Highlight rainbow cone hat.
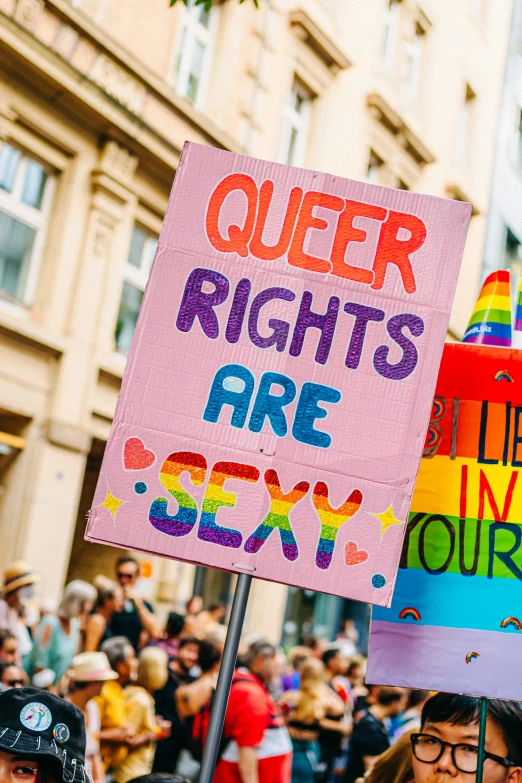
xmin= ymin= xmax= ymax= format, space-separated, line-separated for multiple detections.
xmin=515 ymin=274 xmax=522 ymax=331
xmin=462 ymin=270 xmax=512 ymax=347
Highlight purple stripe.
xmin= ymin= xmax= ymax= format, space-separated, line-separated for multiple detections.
xmin=368 ymin=620 xmax=522 ymax=700
xmin=515 ymin=318 xmax=522 ymax=332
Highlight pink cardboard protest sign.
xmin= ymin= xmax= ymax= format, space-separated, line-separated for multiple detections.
xmin=86 ymin=142 xmax=471 ymax=605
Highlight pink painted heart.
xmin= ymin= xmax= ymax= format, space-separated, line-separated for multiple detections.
xmin=124 ymin=438 xmax=156 ymax=470
xmin=344 ymin=541 xmax=369 ymax=566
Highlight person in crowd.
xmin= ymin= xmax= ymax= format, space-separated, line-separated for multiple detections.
xmin=0 ymin=687 xmax=87 ymax=783
xmin=25 ymin=580 xmax=96 ymax=692
xmin=214 ymin=639 xmax=292 ymax=783
xmin=154 ymin=612 xmax=185 ymax=661
xmin=358 ymin=730 xmax=415 ymax=783
xmin=322 ymin=648 xmax=350 ymax=704
xmin=128 ymin=775 xmax=191 ymax=783
xmin=303 ymin=636 xmax=326 ymax=660
xmin=85 ymin=577 xmax=124 ymax=652
xmin=181 ymin=615 xmax=200 ymax=639
xmin=176 ymin=639 xmax=221 ymax=721
xmin=97 ymin=636 xmax=138 ymax=774
xmin=67 ymin=651 xmax=120 ymax=783
xmin=393 ymin=690 xmax=431 ymax=740
xmin=203 ymin=624 xmax=227 ymax=652
xmin=353 ymin=684 xmax=381 ymax=722
xmin=152 ymin=638 xmax=200 ymax=774
xmin=197 ymin=603 xmax=226 ymax=636
xmin=0 ymin=561 xmax=38 ymax=660
xmin=411 ymin=692 xmax=522 ymax=783
xmin=281 ymin=647 xmax=311 ymax=692
xmin=344 ymin=686 xmax=405 ymax=783
xmin=110 ymin=558 xmax=162 ymax=651
xmin=336 ymin=620 xmax=359 ymax=658
xmin=185 ymin=596 xmax=203 ymax=617
xmin=346 ymin=661 xmax=363 ymax=692
xmin=0 ymin=629 xmax=18 ymax=664
xmin=0 ymin=661 xmax=27 ymax=690
xmin=113 ymin=647 xmax=171 ymax=783
xmin=280 ymin=658 xmax=348 ymax=783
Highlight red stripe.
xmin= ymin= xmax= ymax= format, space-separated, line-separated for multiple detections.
xmin=435 ymin=344 xmax=522 ymax=404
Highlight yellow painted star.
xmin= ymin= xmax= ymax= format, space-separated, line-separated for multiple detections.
xmin=100 ymin=486 xmax=126 ymax=520
xmin=372 ymin=505 xmax=405 ymax=537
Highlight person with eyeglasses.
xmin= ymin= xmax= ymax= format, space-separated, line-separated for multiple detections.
xmin=109 ymin=558 xmax=162 ymax=652
xmin=0 ymin=662 xmax=27 ymax=691
xmin=410 ymin=692 xmax=522 ymax=783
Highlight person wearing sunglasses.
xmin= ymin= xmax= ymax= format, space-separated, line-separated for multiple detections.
xmin=0 ymin=687 xmax=87 ymax=783
xmin=411 ymin=693 xmax=522 ymax=783
xmin=109 ymin=558 xmax=161 ymax=652
xmin=0 ymin=662 xmax=27 ymax=691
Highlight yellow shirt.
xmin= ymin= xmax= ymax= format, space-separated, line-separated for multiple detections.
xmin=113 ymin=687 xmax=156 ymax=783
xmin=95 ymin=680 xmax=129 ymax=772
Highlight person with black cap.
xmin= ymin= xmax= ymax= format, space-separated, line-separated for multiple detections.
xmin=0 ymin=687 xmax=87 ymax=783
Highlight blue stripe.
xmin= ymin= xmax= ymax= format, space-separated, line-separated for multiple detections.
xmin=372 ymin=569 xmax=522 ymax=632
xmin=463 ymin=322 xmax=512 ymax=341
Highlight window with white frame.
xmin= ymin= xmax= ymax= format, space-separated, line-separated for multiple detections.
xmin=175 ymin=0 xmax=217 ymax=106
xmin=405 ymin=23 xmax=425 ymax=101
xmin=381 ymin=0 xmax=400 ymax=71
xmin=115 ymin=224 xmax=158 ymax=354
xmin=0 ymin=142 xmax=53 ymax=305
xmin=279 ymin=79 xmax=312 ymax=167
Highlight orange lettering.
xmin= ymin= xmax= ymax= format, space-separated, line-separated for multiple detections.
xmin=372 ymin=210 xmax=426 ymax=293
xmin=250 ymin=181 xmax=303 ymax=261
xmin=331 ymin=200 xmax=386 ymax=283
xmin=206 ymin=173 xmax=258 ymax=258
xmin=288 ymin=192 xmax=344 ymax=273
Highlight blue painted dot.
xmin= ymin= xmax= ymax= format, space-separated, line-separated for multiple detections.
xmin=134 ymin=482 xmax=148 ymax=495
xmin=372 ymin=573 xmax=386 ymax=589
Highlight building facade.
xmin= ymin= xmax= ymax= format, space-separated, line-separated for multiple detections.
xmin=0 ymin=0 xmax=512 ymax=643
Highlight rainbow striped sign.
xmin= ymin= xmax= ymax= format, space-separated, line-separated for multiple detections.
xmin=462 ymin=270 xmax=512 ymax=347
xmin=368 ymin=343 xmax=522 ymax=700
xmin=515 ymin=275 xmax=522 ymax=332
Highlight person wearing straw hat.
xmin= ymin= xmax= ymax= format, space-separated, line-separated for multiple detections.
xmin=0 ymin=561 xmax=38 ymax=661
xmin=0 ymin=686 xmax=87 ymax=783
xmin=67 ymin=652 xmax=119 ymax=783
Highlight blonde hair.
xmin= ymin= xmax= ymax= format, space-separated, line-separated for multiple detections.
xmin=137 ymin=646 xmax=168 ymax=692
xmin=58 ymin=580 xmax=97 ymax=619
xmin=293 ymin=658 xmax=327 ymax=723
xmin=364 ymin=730 xmax=414 ymax=783
xmin=288 ymin=646 xmax=312 ymax=670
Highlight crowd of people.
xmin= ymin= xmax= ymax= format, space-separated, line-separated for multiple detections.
xmin=1 ymin=556 xmax=522 ymax=783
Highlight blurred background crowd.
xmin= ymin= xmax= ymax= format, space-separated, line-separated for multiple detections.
xmin=0 ymin=554 xmax=426 ymax=783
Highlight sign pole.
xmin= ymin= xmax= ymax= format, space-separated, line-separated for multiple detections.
xmin=476 ymin=697 xmax=488 ymax=783
xmin=198 ymin=572 xmax=253 ymax=783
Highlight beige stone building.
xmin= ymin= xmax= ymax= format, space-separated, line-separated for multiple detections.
xmin=0 ymin=0 xmax=512 ymax=643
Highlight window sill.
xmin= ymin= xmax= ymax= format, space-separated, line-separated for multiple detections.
xmin=0 ymin=300 xmax=66 ymax=356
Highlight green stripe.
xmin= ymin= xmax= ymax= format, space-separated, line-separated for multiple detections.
xmin=405 ymin=511 xmax=522 ymax=579
xmin=201 ymin=498 xmax=235 ymax=513
xmin=261 ymin=512 xmax=292 ymax=531
xmin=468 ymin=308 xmax=512 ymax=327
xmin=320 ymin=524 xmax=339 ymax=541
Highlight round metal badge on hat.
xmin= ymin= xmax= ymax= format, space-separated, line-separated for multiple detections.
xmin=20 ymin=702 xmax=52 ymax=732
xmin=53 ymin=723 xmax=70 ymax=744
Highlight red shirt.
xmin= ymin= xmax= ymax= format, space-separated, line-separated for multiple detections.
xmin=214 ymin=669 xmax=292 ymax=783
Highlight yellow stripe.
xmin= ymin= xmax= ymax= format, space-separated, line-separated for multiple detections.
xmin=316 ymin=509 xmax=350 ymax=529
xmin=271 ymin=499 xmax=293 ymax=516
xmin=411 ymin=456 xmax=521 ymax=523
xmin=471 ymin=294 xmax=511 ymax=314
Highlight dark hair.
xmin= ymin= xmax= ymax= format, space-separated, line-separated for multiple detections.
xmin=421 ymin=693 xmax=522 ymax=766
xmin=165 ymin=612 xmax=185 ymax=639
xmin=101 ymin=636 xmax=133 ymax=670
xmin=347 ymin=661 xmax=361 ymax=677
xmin=303 ymin=635 xmax=321 ymax=651
xmin=128 ymin=775 xmax=191 ymax=783
xmin=95 ymin=580 xmax=120 ymax=611
xmin=0 ymin=628 xmax=16 ymax=649
xmin=407 ymin=689 xmax=430 ymax=710
xmin=322 ymin=648 xmax=341 ymax=668
xmin=116 ymin=556 xmax=139 ymax=571
xmin=0 ymin=661 xmax=21 ymax=681
xmin=208 ymin=602 xmax=224 ymax=613
xmin=377 ymin=686 xmax=403 ymax=706
xmin=178 ymin=636 xmax=200 ymax=651
xmin=198 ymin=640 xmax=221 ymax=673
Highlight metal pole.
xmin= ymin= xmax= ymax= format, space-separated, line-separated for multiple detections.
xmin=198 ymin=572 xmax=253 ymax=783
xmin=193 ymin=565 xmax=205 ymax=597
xmin=476 ymin=697 xmax=488 ymax=783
